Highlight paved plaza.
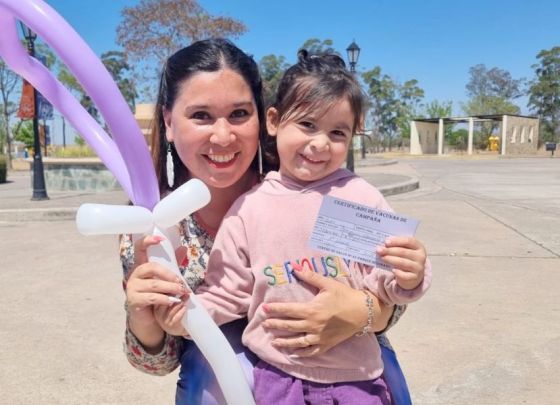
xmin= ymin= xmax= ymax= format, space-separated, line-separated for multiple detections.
xmin=1 ymin=156 xmax=559 ymax=404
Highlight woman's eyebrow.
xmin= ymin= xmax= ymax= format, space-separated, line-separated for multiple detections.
xmin=184 ymin=100 xmax=254 ymax=110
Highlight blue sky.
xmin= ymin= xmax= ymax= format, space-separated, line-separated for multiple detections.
xmin=44 ymin=0 xmax=560 ymax=117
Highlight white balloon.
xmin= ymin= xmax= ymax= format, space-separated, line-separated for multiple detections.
xmin=75 ymin=180 xmax=256 ymax=405
xmin=153 ymin=179 xmax=211 ymax=229
xmin=76 ymin=203 xmax=153 ymax=235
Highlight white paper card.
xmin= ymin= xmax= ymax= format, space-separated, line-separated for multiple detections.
xmin=309 ymin=196 xmax=419 ymax=269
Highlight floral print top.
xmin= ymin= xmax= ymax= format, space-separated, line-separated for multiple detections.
xmin=120 ymin=215 xmax=213 ymax=375
xmin=120 ymin=214 xmax=406 ymax=376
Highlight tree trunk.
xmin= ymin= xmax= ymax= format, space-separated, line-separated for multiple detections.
xmin=2 ymin=104 xmax=12 ymax=169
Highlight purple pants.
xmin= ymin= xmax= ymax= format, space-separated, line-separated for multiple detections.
xmin=253 ymin=361 xmax=391 ymax=405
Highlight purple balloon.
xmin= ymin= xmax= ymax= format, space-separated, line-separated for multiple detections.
xmin=0 ymin=0 xmax=159 ymax=209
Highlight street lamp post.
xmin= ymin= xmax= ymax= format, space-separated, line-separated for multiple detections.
xmin=346 ymin=40 xmax=361 ymax=172
xmin=20 ymin=23 xmax=49 ymax=200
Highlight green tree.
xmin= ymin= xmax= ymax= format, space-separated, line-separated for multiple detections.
xmin=424 ymin=100 xmax=453 ymax=118
xmin=259 ymin=54 xmax=289 ymax=107
xmin=13 ymin=120 xmax=33 ymax=149
xmin=463 ymin=64 xmax=523 ymax=140
xmin=0 ymin=59 xmax=21 ymax=168
xmin=528 ymin=46 xmax=560 ymax=144
xmin=101 ymin=51 xmax=137 ymax=111
xmin=363 ymin=67 xmax=424 ymax=150
xmin=300 ymin=38 xmax=336 ymax=55
xmin=396 ymin=79 xmax=425 ymax=142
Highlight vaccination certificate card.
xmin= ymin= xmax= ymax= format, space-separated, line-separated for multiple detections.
xmin=309 ymin=195 xmax=419 ymax=270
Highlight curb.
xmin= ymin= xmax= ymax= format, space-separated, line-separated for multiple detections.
xmin=0 ymin=207 xmax=78 ymax=223
xmin=378 ymin=177 xmax=420 ymax=196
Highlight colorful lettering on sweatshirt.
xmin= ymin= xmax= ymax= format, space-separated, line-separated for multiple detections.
xmin=262 ymin=255 xmax=350 ymax=286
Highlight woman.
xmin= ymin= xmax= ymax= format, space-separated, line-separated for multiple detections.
xmin=121 ymin=38 xmax=410 ymax=404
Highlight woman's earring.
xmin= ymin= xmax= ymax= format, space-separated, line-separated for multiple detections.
xmin=258 ymin=142 xmax=263 ymax=176
xmin=166 ymin=143 xmax=175 ymax=188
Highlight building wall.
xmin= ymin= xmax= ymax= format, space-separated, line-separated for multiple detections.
xmin=503 ymin=116 xmax=539 ymax=154
xmin=410 ymin=121 xmax=439 ymax=154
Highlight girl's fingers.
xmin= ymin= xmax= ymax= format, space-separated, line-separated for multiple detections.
xmin=131 ymin=262 xmax=182 ymax=284
xmin=377 ymin=255 xmax=421 ymax=273
xmin=385 ymin=236 xmax=423 ymax=250
xmin=133 ymin=235 xmax=166 ymax=266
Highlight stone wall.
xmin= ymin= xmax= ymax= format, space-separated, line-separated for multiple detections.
xmin=32 ymin=158 xmax=121 ymax=192
xmin=503 ymin=116 xmax=539 ymax=155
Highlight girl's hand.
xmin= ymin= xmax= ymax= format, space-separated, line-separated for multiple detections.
xmin=261 ymin=268 xmax=393 ymax=357
xmin=376 ymin=236 xmax=427 ymax=290
xmin=154 ymin=301 xmax=189 ymax=337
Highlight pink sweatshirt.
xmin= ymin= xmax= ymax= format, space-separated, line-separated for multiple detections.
xmin=196 ymin=169 xmax=431 ymax=384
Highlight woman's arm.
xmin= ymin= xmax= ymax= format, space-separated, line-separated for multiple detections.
xmin=261 ymin=268 xmax=396 ymax=357
xmin=120 ymin=234 xmax=186 ymax=375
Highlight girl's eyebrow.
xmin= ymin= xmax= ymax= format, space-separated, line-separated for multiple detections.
xmin=334 ymin=122 xmax=352 ymax=131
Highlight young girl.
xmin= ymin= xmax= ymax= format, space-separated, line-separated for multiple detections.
xmin=186 ymin=51 xmax=431 ymax=404
xmin=183 ymin=50 xmax=432 ymax=404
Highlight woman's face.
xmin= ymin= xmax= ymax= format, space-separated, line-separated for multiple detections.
xmin=163 ymin=68 xmax=259 ymax=189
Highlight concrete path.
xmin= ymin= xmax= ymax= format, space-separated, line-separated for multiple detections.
xmin=1 ymin=156 xmax=558 ymax=404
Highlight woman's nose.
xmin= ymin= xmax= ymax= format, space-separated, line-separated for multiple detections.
xmin=210 ymin=119 xmax=235 ymax=146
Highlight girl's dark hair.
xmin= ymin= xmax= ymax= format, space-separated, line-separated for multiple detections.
xmin=271 ymin=49 xmax=365 ymax=134
xmin=151 ymin=38 xmax=275 ymax=193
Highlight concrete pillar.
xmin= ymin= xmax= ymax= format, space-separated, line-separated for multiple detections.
xmin=410 ymin=121 xmax=422 ymax=155
xmin=467 ymin=117 xmax=474 ymax=155
xmin=501 ymin=115 xmax=508 ymax=155
xmin=438 ymin=118 xmax=444 ymax=155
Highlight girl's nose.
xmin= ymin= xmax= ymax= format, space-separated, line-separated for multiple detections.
xmin=310 ymin=134 xmax=330 ymax=151
xmin=210 ymin=119 xmax=236 ymax=146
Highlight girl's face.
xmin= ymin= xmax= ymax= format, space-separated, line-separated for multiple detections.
xmin=267 ymin=98 xmax=354 ymax=183
xmin=163 ymin=68 xmax=259 ymax=189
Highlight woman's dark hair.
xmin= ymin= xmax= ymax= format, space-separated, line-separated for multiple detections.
xmin=151 ymin=38 xmax=275 ymax=193
xmin=270 ymin=49 xmax=365 ymax=134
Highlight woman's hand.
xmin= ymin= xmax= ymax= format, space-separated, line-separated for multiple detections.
xmin=376 ymin=236 xmax=427 ymax=290
xmin=261 ymin=268 xmax=394 ymax=357
xmin=125 ymin=235 xmax=188 ymax=351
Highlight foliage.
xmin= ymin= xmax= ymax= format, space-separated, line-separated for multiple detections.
xmin=13 ymin=120 xmax=34 ymax=149
xmin=300 ymin=38 xmax=336 ymax=55
xmin=50 ymin=145 xmax=96 ymax=158
xmin=74 ymin=135 xmax=86 ymax=147
xmin=117 ymin=0 xmax=247 ymax=71
xmin=101 ymin=51 xmax=137 ymax=111
xmin=463 ymin=63 xmax=523 ymax=138
xmin=362 ymin=66 xmax=424 ymax=150
xmin=0 ymin=154 xmax=6 ymax=183
xmin=449 ymin=128 xmax=468 ymax=149
xmin=258 ymin=54 xmax=289 ymax=107
xmin=528 ymin=46 xmax=560 ymax=144
xmin=466 ymin=64 xmax=524 ymax=100
xmin=57 ymin=50 xmax=137 ymax=119
xmin=424 ymin=100 xmax=453 ymax=118
xmin=0 ymin=59 xmax=21 ymax=169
